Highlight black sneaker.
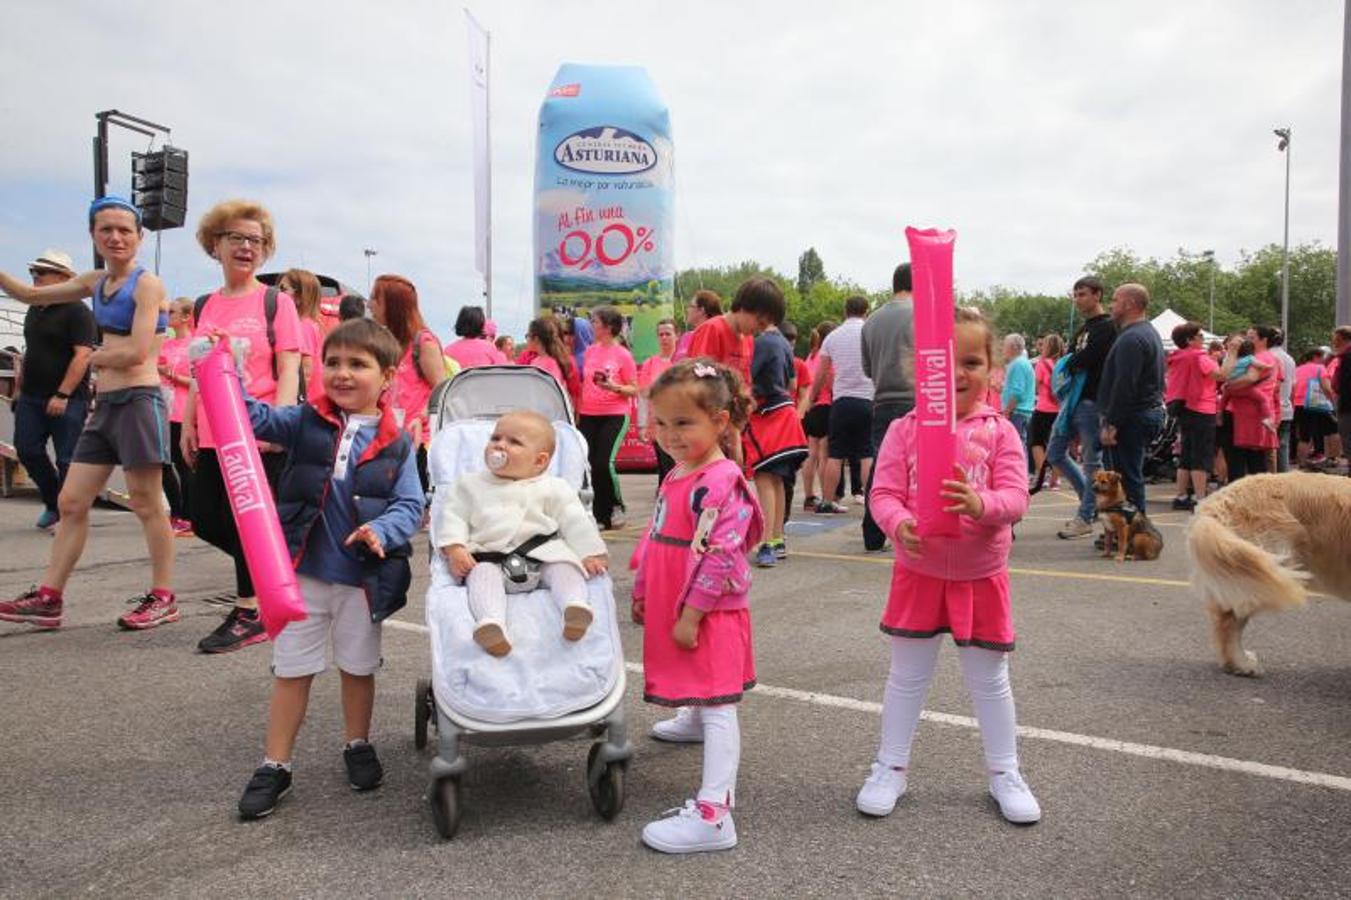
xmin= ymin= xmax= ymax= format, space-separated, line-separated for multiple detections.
xmin=344 ymin=742 xmax=384 ymax=791
xmin=238 ymin=765 xmax=292 ymax=820
xmin=1170 ymin=496 xmax=1196 ymax=511
xmin=198 ymin=607 xmax=267 ymax=654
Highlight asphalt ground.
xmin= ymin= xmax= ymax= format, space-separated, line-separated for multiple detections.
xmin=2 ymin=474 xmax=1349 ymax=898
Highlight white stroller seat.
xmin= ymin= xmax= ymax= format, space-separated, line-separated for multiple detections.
xmin=425 ymin=372 xmax=621 ymax=725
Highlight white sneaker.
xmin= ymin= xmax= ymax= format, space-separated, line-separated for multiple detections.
xmin=989 ymin=771 xmax=1041 ymax=823
xmin=641 ymin=800 xmax=737 ymax=853
xmin=856 ymin=761 xmax=908 ymax=817
xmin=650 ymin=707 xmax=704 ymax=743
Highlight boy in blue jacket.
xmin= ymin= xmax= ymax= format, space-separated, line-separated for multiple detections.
xmin=231 ymin=318 xmax=425 ymax=820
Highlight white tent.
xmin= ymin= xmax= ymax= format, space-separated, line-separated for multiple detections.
xmin=1150 ymin=308 xmax=1219 ymax=352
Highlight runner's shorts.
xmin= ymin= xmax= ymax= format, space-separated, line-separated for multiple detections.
xmin=1178 ymin=408 xmax=1217 ymax=471
xmin=803 ymin=403 xmax=831 ymax=439
xmin=827 ymin=396 xmax=873 ymax=460
xmin=1294 ymin=407 xmax=1336 ymax=444
xmin=1029 ymin=410 xmax=1058 ymax=450
xmin=71 ymin=386 xmax=169 ymax=468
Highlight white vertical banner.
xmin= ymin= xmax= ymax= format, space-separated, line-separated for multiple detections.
xmin=466 ymin=8 xmax=491 ymax=312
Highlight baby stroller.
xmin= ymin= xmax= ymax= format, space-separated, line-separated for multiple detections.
xmin=415 ymin=365 xmax=631 ymax=839
xmin=1143 ymin=403 xmax=1181 ymax=483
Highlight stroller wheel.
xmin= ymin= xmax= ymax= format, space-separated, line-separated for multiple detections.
xmin=429 ymin=776 xmax=462 ymax=839
xmin=587 ymin=743 xmax=626 ymax=821
xmin=414 ymin=678 xmax=434 ymax=750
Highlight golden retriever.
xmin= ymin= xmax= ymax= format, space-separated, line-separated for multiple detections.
xmin=1187 ymin=472 xmax=1351 ymax=676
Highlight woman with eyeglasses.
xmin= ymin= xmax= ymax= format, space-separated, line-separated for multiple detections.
xmin=182 ymin=199 xmax=303 ymax=655
xmin=0 ymin=196 xmax=179 ymax=632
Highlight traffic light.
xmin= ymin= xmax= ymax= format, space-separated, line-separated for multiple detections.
xmin=131 ymin=146 xmax=189 ymax=231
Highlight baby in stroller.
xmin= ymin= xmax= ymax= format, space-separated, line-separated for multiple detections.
xmin=435 ymin=410 xmax=609 ymax=657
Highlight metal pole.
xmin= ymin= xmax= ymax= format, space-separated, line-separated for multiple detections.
xmin=1338 ymin=0 xmax=1351 ymax=327
xmin=484 ymin=27 xmax=493 ymax=318
xmin=364 ymin=249 xmax=377 ymax=294
xmin=93 ymin=114 xmax=109 ymax=270
xmin=1281 ymin=129 xmax=1291 ymax=338
xmin=1209 ymin=266 xmax=1216 ymax=334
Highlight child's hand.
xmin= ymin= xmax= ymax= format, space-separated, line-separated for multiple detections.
xmin=940 ymin=466 xmax=985 ymax=519
xmin=630 ymin=593 xmax=645 ymax=625
xmin=582 ymin=554 xmax=609 ymax=576
xmin=896 ymin=519 xmax=922 ymax=558
xmin=672 ymin=615 xmax=699 ymax=649
xmin=442 ymin=544 xmax=475 ymax=579
xmin=345 ymin=524 xmax=385 ymax=558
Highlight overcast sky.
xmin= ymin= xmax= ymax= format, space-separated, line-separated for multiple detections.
xmin=0 ymin=0 xmax=1343 ymax=339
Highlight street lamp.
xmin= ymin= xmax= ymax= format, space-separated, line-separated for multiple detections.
xmin=1275 ymin=127 xmax=1291 ymax=338
xmin=363 ymin=248 xmax=378 ymax=294
xmin=1202 ymin=249 xmax=1216 ymax=333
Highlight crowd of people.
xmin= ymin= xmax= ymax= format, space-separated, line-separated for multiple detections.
xmin=5 ymin=192 xmax=1351 ymax=854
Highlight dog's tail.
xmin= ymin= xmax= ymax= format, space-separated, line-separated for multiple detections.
xmin=1187 ymin=510 xmax=1308 ymax=618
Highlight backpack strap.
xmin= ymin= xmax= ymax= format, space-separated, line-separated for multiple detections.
xmin=264 ymin=285 xmax=279 ymax=381
xmin=193 ymin=294 xmax=210 ymax=325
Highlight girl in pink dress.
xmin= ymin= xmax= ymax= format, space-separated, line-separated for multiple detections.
xmin=634 ymin=359 xmax=762 ymax=854
xmin=857 ymin=307 xmax=1041 ymax=825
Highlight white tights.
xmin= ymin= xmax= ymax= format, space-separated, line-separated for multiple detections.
xmin=686 ymin=705 xmax=740 ymax=807
xmin=465 ymin=560 xmax=588 ymax=624
xmin=876 ymin=635 xmax=1019 ymax=772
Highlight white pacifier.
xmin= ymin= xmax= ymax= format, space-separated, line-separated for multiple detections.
xmin=486 ymin=449 xmax=509 ymax=471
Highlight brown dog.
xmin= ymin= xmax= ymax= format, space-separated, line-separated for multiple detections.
xmin=1091 ymin=471 xmax=1163 ymax=562
xmin=1187 ymin=472 xmax=1351 ymax=676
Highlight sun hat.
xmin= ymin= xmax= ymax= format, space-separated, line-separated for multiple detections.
xmin=28 ymin=249 xmax=77 ymax=277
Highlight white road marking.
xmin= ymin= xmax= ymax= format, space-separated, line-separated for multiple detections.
xmin=383 ymin=619 xmax=1351 ymax=793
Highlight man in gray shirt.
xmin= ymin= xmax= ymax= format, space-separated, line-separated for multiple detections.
xmin=859 ymin=263 xmax=915 ymax=550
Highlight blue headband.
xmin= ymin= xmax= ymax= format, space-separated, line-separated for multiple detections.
xmin=88 ymin=195 xmax=142 ymax=227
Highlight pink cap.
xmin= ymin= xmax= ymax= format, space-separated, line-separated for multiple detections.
xmin=484 ymin=318 xmax=498 ymax=338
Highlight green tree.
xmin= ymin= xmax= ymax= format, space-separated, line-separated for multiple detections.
xmin=796 ymin=247 xmax=826 ymax=298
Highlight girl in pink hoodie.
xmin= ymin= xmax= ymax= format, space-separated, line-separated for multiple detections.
xmin=855 ymin=307 xmax=1040 ymax=825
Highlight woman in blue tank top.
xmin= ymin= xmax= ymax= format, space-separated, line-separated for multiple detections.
xmin=0 ymin=196 xmax=179 ymax=632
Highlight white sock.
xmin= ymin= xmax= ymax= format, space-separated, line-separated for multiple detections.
xmin=262 ymin=757 xmax=292 ymax=771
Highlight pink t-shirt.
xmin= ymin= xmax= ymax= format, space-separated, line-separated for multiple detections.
xmin=445 ymin=337 xmax=507 ymax=370
xmin=579 ymin=341 xmax=637 ymax=416
xmin=158 ymin=335 xmax=191 ymax=423
xmin=192 ymin=285 xmax=303 ymax=448
xmin=300 ymin=317 xmax=324 ymax=402
xmin=392 ymin=329 xmax=441 ymax=445
xmin=806 ymin=351 xmax=832 ymax=405
xmin=1294 ymin=361 xmax=1323 ymax=409
xmin=1033 ymin=356 xmax=1059 ymax=413
xmin=637 ymin=354 xmax=673 ymax=390
xmin=1183 ymin=348 xmax=1220 ymax=415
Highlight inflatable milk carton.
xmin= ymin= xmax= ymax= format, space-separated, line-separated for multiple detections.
xmin=533 ymin=63 xmax=674 ymax=362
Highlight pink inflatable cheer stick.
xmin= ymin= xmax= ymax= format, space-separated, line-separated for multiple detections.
xmin=192 ymin=338 xmax=306 ymax=638
xmin=906 ymin=226 xmax=960 ymax=538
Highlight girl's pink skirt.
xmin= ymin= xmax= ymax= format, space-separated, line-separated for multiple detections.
xmin=880 ymin=566 xmax=1015 ymax=652
xmin=643 ymin=606 xmax=756 ymax=707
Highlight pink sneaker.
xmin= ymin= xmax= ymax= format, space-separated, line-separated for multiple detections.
xmin=0 ymin=588 xmax=63 ymax=629
xmin=117 ymin=593 xmax=180 ymax=630
xmin=171 ymin=517 xmax=195 ymax=538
